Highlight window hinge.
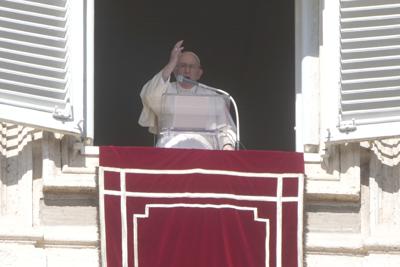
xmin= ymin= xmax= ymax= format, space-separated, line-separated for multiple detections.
xmin=53 ymin=103 xmax=73 ymax=121
xmin=338 ymin=118 xmax=357 ymax=133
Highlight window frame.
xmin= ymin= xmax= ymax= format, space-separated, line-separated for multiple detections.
xmin=296 ymin=0 xmax=400 ymax=150
xmin=327 ymin=0 xmax=400 ymax=143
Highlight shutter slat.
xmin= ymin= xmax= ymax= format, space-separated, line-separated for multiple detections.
xmin=342 ymin=5 xmax=400 ymax=18
xmin=343 ymin=107 xmax=400 ymax=116
xmin=342 ymin=67 xmax=400 ymax=80
xmin=342 ymin=46 xmax=400 ymax=59
xmin=342 ymin=14 xmax=400 ymax=23
xmin=24 ymin=0 xmax=66 ymax=7
xmin=0 ymin=96 xmax=61 ymax=113
xmin=342 ymin=56 xmax=400 ymax=70
xmin=0 ymin=89 xmax=66 ymax=109
xmin=0 ymin=46 xmax=66 ymax=65
xmin=342 ymin=36 xmax=400 ymax=49
xmin=0 ymin=68 xmax=67 ymax=88
xmin=342 ymin=17 xmax=400 ymax=28
xmin=0 ymin=38 xmax=67 ymax=58
xmin=0 ymin=79 xmax=67 ymax=100
xmin=342 ymin=78 xmax=400 ymax=91
xmin=0 ymin=7 xmax=66 ymax=27
xmin=0 ymin=58 xmax=66 ymax=78
xmin=341 ymin=78 xmax=400 ymax=95
xmin=342 ymin=107 xmax=400 ymax=118
xmin=0 ymin=27 xmax=66 ymax=47
xmin=0 ymin=78 xmax=67 ymax=95
xmin=341 ymin=24 xmax=400 ymax=39
xmin=342 ymin=4 xmax=400 ymax=12
xmin=342 ymin=113 xmax=400 ymax=125
xmin=342 ymin=44 xmax=400 ymax=52
xmin=342 ymin=95 xmax=400 ymax=105
xmin=342 ymin=23 xmax=400 ymax=33
xmin=342 ymin=86 xmax=400 ymax=101
xmin=0 ymin=1 xmax=67 ymax=18
xmin=341 ymin=34 xmax=400 ymax=43
xmin=341 ymin=0 xmax=400 ymax=9
xmin=342 ymin=58 xmax=400 ymax=69
xmin=342 ymin=75 xmax=400 ymax=84
xmin=0 ymin=48 xmax=66 ymax=68
xmin=0 ymin=17 xmax=66 ymax=37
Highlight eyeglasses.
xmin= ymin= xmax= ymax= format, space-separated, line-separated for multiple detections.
xmin=176 ymin=63 xmax=200 ymax=70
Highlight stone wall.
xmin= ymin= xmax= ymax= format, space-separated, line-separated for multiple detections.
xmin=0 ymin=124 xmax=99 ymax=267
xmin=305 ymin=140 xmax=400 ymax=266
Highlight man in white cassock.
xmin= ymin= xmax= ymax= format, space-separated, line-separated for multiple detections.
xmin=138 ymin=40 xmax=237 ymax=150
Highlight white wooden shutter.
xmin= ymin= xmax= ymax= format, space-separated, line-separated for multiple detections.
xmin=330 ymin=0 xmax=400 ymax=142
xmin=0 ymin=0 xmax=93 ymax=137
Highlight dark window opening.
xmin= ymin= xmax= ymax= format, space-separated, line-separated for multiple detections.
xmin=94 ymin=0 xmax=295 ymax=151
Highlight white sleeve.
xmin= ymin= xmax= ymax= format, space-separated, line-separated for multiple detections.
xmin=217 ymin=120 xmax=237 ymax=149
xmin=138 ymin=71 xmax=170 ymax=134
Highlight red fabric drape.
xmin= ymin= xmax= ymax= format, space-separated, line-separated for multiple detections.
xmin=100 ymin=146 xmax=303 ymax=267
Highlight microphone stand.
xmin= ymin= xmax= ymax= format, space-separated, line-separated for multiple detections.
xmin=176 ymin=75 xmax=241 ymax=150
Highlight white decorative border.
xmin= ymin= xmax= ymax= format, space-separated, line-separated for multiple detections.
xmin=120 ymin=170 xmax=128 ymax=267
xmin=133 ymin=204 xmax=270 ymax=267
xmin=99 ymin=167 xmax=304 ymax=267
xmin=277 ymin=173 xmax=283 ymax=267
xmin=99 ymin=167 xmax=107 ymax=267
xmin=298 ymin=174 xmax=304 ymax=267
xmin=101 ymin=166 xmax=302 ymax=178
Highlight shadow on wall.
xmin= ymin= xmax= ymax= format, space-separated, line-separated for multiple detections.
xmin=365 ymin=138 xmax=400 ymax=194
xmin=0 ymin=124 xmax=43 ymax=186
xmin=0 ymin=126 xmax=90 ymax=186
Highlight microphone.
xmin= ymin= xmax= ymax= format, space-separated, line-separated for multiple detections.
xmin=176 ymin=75 xmax=199 ymax=86
xmin=176 ymin=75 xmax=229 ymax=96
xmin=175 ymin=75 xmax=241 ymax=150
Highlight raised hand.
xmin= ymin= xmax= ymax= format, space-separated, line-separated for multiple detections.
xmin=162 ymin=40 xmax=184 ymax=81
xmin=169 ymin=40 xmax=184 ymax=67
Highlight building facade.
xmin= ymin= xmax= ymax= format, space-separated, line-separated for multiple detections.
xmin=1 ymin=0 xmax=400 ymax=266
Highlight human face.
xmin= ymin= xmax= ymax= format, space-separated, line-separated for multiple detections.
xmin=174 ymin=52 xmax=203 ymax=85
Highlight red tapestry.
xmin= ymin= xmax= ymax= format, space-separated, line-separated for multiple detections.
xmin=99 ymin=146 xmax=304 ymax=267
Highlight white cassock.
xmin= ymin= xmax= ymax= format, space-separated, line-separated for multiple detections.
xmin=138 ymin=71 xmax=236 ymax=149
